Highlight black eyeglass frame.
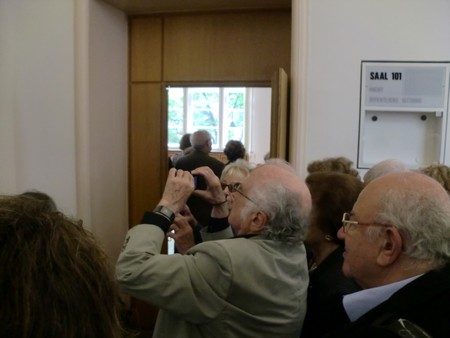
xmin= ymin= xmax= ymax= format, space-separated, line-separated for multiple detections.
xmin=221 ymin=182 xmax=258 ymax=206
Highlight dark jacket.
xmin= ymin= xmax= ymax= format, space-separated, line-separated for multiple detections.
xmin=175 ymin=149 xmax=224 ymax=226
xmin=300 ymin=247 xmax=360 ymax=338
xmin=327 ymin=264 xmax=450 ymax=338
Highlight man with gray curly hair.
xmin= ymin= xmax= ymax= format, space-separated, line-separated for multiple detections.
xmin=328 ymin=172 xmax=450 ymax=337
xmin=116 ymin=161 xmax=311 ymax=337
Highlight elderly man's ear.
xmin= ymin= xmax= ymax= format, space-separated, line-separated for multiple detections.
xmin=376 ymin=227 xmax=403 ymax=266
xmin=249 ymin=211 xmax=268 ymax=234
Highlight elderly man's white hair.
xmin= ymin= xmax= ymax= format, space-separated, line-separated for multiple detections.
xmin=190 ymin=130 xmax=212 ymax=150
xmin=363 ymin=159 xmax=409 ymax=185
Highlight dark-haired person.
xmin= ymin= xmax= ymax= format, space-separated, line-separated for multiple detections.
xmin=300 ymin=172 xmax=363 ymax=338
xmin=170 ymin=133 xmax=193 ymax=168
xmin=20 ymin=189 xmax=58 ymax=212
xmin=0 ymin=195 xmax=129 ymax=338
xmin=307 ymin=156 xmax=361 ymax=180
xmin=223 ymin=140 xmax=246 ymax=166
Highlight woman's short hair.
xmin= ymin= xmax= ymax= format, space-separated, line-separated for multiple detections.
xmin=179 ymin=133 xmax=192 ymax=151
xmin=0 ymin=195 xmax=128 ymax=338
xmin=307 ymin=156 xmax=361 ymax=180
xmin=223 ymin=140 xmax=246 ymax=163
xmin=306 ymin=172 xmax=364 ymax=243
xmin=420 ymin=163 xmax=450 ymax=194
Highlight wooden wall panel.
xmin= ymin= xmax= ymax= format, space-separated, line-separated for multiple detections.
xmin=129 ymin=83 xmax=163 ymax=225
xmin=163 ymin=11 xmax=291 ymax=81
xmin=130 ymin=17 xmax=163 ymax=82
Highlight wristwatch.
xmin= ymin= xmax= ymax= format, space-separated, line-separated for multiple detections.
xmin=153 ymin=205 xmax=175 ymax=223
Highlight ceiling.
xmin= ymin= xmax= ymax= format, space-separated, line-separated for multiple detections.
xmin=100 ymin=0 xmax=291 ymax=15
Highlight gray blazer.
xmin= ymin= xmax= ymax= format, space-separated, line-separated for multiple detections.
xmin=116 ymin=224 xmax=309 ymax=338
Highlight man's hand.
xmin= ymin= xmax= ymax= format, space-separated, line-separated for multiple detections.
xmin=191 ymin=166 xmax=226 ymax=205
xmin=179 ymin=205 xmax=199 ymax=229
xmin=168 ymin=215 xmax=196 ymax=254
xmin=158 ymin=168 xmax=195 ymax=214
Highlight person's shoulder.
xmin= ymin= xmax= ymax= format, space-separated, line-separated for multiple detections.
xmin=174 ymin=151 xmax=195 ymax=168
xmin=192 ymin=237 xmax=260 ymax=256
xmin=206 ymin=154 xmax=225 ymax=170
xmin=194 ymin=237 xmax=303 ymax=255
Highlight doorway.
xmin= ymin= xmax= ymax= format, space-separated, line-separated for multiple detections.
xmin=167 ymin=86 xmax=271 ymax=165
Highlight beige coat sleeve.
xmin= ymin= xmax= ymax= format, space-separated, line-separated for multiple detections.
xmin=116 ymin=224 xmax=232 ymax=324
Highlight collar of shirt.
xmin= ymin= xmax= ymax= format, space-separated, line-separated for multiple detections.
xmin=343 ymin=274 xmax=422 ymax=322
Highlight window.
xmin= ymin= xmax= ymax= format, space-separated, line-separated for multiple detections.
xmin=168 ymin=87 xmax=247 ymax=150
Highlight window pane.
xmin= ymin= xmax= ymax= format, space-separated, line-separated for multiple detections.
xmin=187 ymin=88 xmax=220 ymax=148
xmin=167 ymin=87 xmax=248 ymax=151
xmin=223 ymin=88 xmax=246 ymax=145
xmin=168 ymin=88 xmax=185 ymax=148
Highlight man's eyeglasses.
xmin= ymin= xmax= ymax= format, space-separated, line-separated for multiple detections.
xmin=341 ymin=212 xmax=389 ymax=233
xmin=221 ymin=181 xmax=258 ymax=205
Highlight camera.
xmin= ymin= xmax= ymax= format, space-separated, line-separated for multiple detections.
xmin=193 ymin=175 xmax=199 ymax=190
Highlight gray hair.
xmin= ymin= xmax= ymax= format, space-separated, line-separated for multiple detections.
xmin=373 ymin=187 xmax=450 ymax=267
xmin=241 ymin=182 xmax=309 ymax=243
xmin=190 ymin=130 xmax=211 ymax=150
xmin=364 ymin=159 xmax=408 ymax=185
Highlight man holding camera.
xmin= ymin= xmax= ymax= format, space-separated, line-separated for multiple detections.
xmin=116 ymin=162 xmax=311 ymax=337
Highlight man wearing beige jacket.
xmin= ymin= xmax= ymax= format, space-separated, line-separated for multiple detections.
xmin=116 ymin=161 xmax=311 ymax=337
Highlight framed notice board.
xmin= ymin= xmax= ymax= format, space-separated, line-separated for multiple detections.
xmin=358 ymin=61 xmax=450 ymax=169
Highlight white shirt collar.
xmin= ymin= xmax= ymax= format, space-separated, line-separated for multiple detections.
xmin=343 ymin=275 xmax=422 ymax=322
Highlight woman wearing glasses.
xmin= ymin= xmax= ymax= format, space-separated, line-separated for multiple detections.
xmin=300 ymin=171 xmax=363 ymax=338
xmin=168 ymin=159 xmax=254 ymax=253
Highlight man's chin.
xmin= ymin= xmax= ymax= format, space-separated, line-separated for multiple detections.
xmin=341 ymin=264 xmax=352 ymax=279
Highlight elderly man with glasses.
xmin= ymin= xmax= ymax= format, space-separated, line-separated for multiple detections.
xmin=116 ymin=161 xmax=312 ymax=338
xmin=327 ymin=171 xmax=450 ymax=338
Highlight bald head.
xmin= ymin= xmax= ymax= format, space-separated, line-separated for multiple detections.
xmin=249 ymin=163 xmax=311 ymax=217
xmin=366 ymin=171 xmax=449 ymax=203
xmin=363 ymin=159 xmax=408 ymax=185
xmin=229 ymin=162 xmax=312 ymax=242
xmin=356 ymin=171 xmax=450 ymax=266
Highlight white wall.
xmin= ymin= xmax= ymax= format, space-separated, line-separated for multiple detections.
xmin=0 ymin=0 xmax=128 ymax=262
xmin=88 ymin=0 xmax=128 ymax=261
xmin=291 ymin=0 xmax=450 ymax=177
xmin=0 ymin=0 xmax=77 ymax=213
xmin=248 ymin=87 xmax=271 ymax=164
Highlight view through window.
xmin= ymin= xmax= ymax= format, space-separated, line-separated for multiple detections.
xmin=168 ymin=87 xmax=247 ymax=150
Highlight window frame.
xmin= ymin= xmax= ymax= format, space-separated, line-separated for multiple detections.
xmin=167 ymin=86 xmax=248 ymax=151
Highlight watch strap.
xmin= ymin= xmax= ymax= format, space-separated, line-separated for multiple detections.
xmin=153 ymin=205 xmax=175 ymax=223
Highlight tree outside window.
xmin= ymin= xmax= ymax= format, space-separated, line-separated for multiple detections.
xmin=168 ymin=87 xmax=246 ymax=150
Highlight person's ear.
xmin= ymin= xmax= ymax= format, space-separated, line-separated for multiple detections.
xmin=249 ymin=211 xmax=267 ymax=233
xmin=376 ymin=227 xmax=402 ymax=266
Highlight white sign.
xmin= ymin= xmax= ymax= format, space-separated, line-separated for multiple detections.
xmin=364 ymin=64 xmax=447 ymax=109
